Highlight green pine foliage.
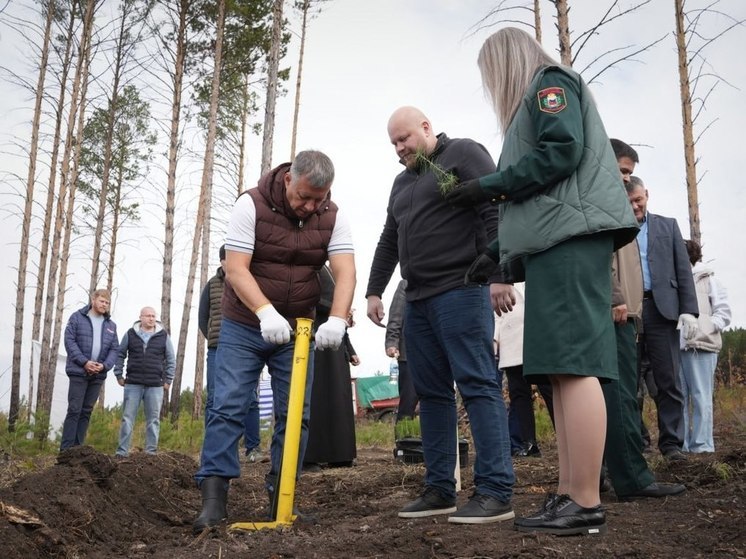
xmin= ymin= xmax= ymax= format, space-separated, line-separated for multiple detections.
xmin=394 ymin=417 xmax=421 ymax=440
xmin=414 ymin=150 xmax=459 ymax=196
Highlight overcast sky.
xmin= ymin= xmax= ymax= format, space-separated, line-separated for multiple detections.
xmin=1 ymin=0 xmax=744 ymax=416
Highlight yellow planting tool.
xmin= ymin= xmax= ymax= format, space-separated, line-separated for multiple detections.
xmin=230 ymin=317 xmax=313 ymax=532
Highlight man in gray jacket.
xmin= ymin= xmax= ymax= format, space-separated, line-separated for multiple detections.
xmin=627 ymin=176 xmax=699 ymax=460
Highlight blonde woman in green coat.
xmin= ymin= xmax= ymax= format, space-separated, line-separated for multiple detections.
xmin=447 ymin=27 xmax=638 ymax=536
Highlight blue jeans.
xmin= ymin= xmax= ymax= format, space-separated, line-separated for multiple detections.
xmin=244 ymin=385 xmax=261 ymax=452
xmin=60 ymin=376 xmax=104 ymax=450
xmin=404 ymin=286 xmax=514 ymax=502
xmin=196 ymin=318 xmax=314 ymax=484
xmin=205 ymin=346 xmax=218 ymax=429
xmin=116 ymin=384 xmax=164 ymax=455
xmin=679 ymin=349 xmax=717 ymax=452
xmin=206 ymin=346 xmax=260 ymax=452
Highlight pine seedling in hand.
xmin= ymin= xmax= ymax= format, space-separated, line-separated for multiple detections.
xmin=414 ymin=150 xmax=459 ymax=196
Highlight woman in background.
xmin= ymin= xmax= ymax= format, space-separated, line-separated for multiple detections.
xmin=679 ymin=240 xmax=731 ymax=453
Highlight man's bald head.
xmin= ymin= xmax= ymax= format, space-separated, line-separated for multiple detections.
xmin=387 ymin=106 xmax=437 ymax=169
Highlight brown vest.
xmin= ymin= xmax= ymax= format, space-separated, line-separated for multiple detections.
xmin=222 ymin=163 xmax=338 ymax=330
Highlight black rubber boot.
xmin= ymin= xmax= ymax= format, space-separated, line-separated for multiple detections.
xmin=266 ymin=474 xmax=279 ymax=518
xmin=265 ymin=473 xmax=317 ymax=524
xmin=193 ymin=476 xmax=228 ymax=534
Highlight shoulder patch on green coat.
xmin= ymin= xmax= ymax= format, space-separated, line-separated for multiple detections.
xmin=537 ymin=87 xmax=567 ymax=113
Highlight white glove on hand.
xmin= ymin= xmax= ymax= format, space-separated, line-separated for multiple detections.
xmin=256 ymin=305 xmax=292 ymax=344
xmin=677 ymin=313 xmax=699 ymax=341
xmin=315 ymin=316 xmax=348 ymax=350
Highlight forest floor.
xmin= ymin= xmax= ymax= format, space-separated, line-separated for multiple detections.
xmin=0 ymin=419 xmax=744 ymax=559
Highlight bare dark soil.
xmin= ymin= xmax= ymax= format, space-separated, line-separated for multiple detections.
xmin=0 ymin=423 xmax=744 ymax=559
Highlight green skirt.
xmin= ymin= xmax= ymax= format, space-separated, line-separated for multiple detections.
xmin=522 ymin=233 xmax=617 ymax=381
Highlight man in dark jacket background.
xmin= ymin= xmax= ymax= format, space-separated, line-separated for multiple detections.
xmin=384 ymin=279 xmax=418 ymax=423
xmin=198 ymin=244 xmax=263 ymax=462
xmin=60 ymin=288 xmax=119 ymax=451
xmin=114 ymin=306 xmax=175 ymax=456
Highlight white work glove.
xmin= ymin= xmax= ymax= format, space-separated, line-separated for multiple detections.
xmin=677 ymin=313 xmax=699 ymax=341
xmin=315 ymin=316 xmax=348 ymax=350
xmin=256 ymin=304 xmax=292 ymax=344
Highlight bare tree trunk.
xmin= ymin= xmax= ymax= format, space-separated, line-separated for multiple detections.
xmin=161 ymin=0 xmax=189 ymax=334
xmin=236 ymin=74 xmax=249 ymax=196
xmin=10 ymin=0 xmax=55 ymax=431
xmin=260 ymin=0 xmax=284 ymax=174
xmin=36 ymin=0 xmax=97 ymax=439
xmin=192 ymin=329 xmax=205 ymax=419
xmin=554 ymin=0 xmax=572 ymax=65
xmin=89 ymin=1 xmax=135 ymax=294
xmin=106 ymin=168 xmax=124 ymax=294
xmin=192 ymin=219 xmax=208 ymax=419
xmin=290 ymin=0 xmax=309 ymax=160
xmin=97 ymin=169 xmax=123 ymax=408
xmin=52 ymin=36 xmax=93 ymax=415
xmin=171 ymin=0 xmax=226 ymax=422
xmin=534 ymin=0 xmax=542 ymax=44
xmin=28 ymin=0 xmax=78 ymax=422
xmin=674 ymin=0 xmax=700 ymax=243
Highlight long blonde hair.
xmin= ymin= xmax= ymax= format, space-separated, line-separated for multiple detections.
xmin=477 ymin=27 xmax=558 ymax=134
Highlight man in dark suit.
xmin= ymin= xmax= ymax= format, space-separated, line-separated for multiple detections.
xmin=626 ymin=176 xmax=699 ymax=460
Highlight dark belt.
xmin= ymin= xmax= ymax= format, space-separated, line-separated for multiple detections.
xmin=643 ymin=290 xmax=653 ymax=299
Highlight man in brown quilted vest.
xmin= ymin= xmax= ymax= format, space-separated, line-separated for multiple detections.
xmin=193 ymin=150 xmax=356 ymax=533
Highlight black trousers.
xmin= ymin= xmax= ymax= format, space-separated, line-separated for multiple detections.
xmin=504 ymin=365 xmax=555 ymax=446
xmin=396 ymin=360 xmax=419 ymax=421
xmin=639 ymin=299 xmax=685 ymax=453
xmin=60 ymin=376 xmax=104 ymax=450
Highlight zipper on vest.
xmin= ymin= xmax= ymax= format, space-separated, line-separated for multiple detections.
xmin=299 ymin=219 xmax=304 ymax=229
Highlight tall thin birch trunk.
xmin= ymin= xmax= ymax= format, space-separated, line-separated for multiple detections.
xmin=10 ymin=0 xmax=55 ymax=430
xmin=170 ymin=0 xmax=226 ymax=422
xmin=555 ymin=0 xmax=572 ymax=65
xmin=236 ymin=73 xmax=249 ymax=196
xmin=28 ymin=0 xmax=78 ymax=423
xmin=36 ymin=0 xmax=97 ymax=439
xmin=674 ymin=0 xmax=700 ymax=243
xmin=260 ymin=0 xmax=283 ymax=174
xmin=52 ymin=35 xmax=93 ymax=410
xmin=290 ymin=0 xmax=309 ymax=160
xmin=161 ymin=0 xmax=189 ymax=334
xmin=88 ymin=1 xmax=135 ymax=294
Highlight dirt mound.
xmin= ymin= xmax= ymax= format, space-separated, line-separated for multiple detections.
xmin=0 ymin=447 xmax=198 ymax=558
xmin=0 ymin=438 xmax=744 ymax=558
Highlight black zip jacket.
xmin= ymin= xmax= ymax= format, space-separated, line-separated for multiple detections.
xmin=366 ymin=133 xmax=502 ymax=302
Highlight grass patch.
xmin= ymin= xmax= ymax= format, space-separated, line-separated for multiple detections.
xmin=355 ymin=418 xmax=395 ymax=447
xmin=3 ymin=384 xmax=744 ymax=461
xmin=710 ymin=461 xmax=734 ymax=481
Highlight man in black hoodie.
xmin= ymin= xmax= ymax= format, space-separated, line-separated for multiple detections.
xmin=366 ymin=106 xmax=515 ymax=525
